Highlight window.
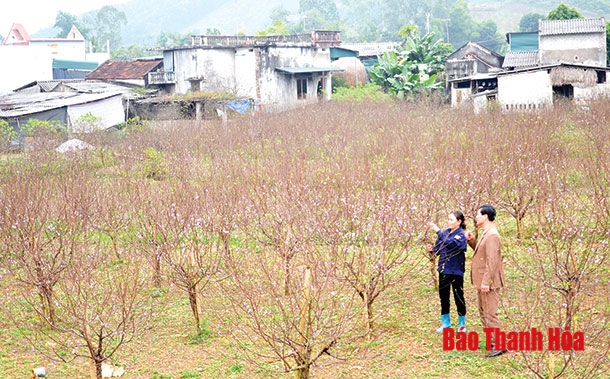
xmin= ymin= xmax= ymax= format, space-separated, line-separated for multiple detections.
xmin=597 ymin=70 xmax=606 ymax=84
xmin=297 ymin=78 xmax=307 ymax=99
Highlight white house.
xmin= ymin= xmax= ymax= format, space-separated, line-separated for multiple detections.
xmin=445 ymin=42 xmax=505 ymax=109
xmin=155 ymin=31 xmax=343 ymax=112
xmin=449 ymin=17 xmax=610 ymax=111
xmin=0 ymin=24 xmax=108 ymax=94
xmin=0 ymin=91 xmax=126 ymax=134
xmin=498 ymin=17 xmax=610 ymax=110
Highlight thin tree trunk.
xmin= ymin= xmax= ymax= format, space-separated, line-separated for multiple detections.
xmin=283 ymin=250 xmax=291 ymax=296
xmin=295 ymin=267 xmax=312 ymax=379
xmin=188 ymin=248 xmax=202 ymax=330
xmin=188 ymin=284 xmax=201 ymax=330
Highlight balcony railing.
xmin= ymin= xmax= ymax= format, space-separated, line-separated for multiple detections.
xmin=190 ymin=31 xmax=341 ymax=48
xmin=148 ymin=71 xmax=175 ymax=84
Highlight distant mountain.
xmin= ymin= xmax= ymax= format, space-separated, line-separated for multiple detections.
xmin=36 ymin=0 xmax=300 ymax=46
xmin=33 ymin=0 xmax=610 ymax=48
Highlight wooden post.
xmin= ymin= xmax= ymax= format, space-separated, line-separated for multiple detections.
xmin=195 ymin=101 xmax=202 ymax=120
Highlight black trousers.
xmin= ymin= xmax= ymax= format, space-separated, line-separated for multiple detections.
xmin=439 ymin=273 xmax=466 ymax=316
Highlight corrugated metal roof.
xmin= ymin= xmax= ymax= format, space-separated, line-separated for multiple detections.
xmin=0 ymin=91 xmax=123 ymax=118
xmin=275 ymin=67 xmax=344 ymax=74
xmin=340 ymin=42 xmax=398 ymax=57
xmin=86 ymin=59 xmax=163 ymax=80
xmin=502 ymin=51 xmax=540 ymax=68
xmin=448 ymin=72 xmax=499 ymax=83
xmin=540 ymin=18 xmax=606 ymax=36
xmin=53 ymin=59 xmax=99 ymax=70
xmin=497 ymin=62 xmax=610 ymax=76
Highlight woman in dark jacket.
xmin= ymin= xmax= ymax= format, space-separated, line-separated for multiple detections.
xmin=426 ymin=211 xmax=467 ymax=333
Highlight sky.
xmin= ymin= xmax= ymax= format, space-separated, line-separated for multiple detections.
xmin=1 ymin=0 xmax=130 ymax=37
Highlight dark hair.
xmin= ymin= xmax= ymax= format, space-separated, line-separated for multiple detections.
xmin=478 ymin=204 xmax=496 ymax=222
xmin=452 ymin=210 xmax=467 ymax=229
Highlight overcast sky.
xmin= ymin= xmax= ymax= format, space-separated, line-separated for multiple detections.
xmin=1 ymin=0 xmax=130 ymax=37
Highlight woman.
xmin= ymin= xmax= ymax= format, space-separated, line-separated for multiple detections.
xmin=426 ymin=211 xmax=467 ymax=333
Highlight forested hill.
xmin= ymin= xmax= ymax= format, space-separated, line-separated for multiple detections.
xmin=35 ymin=0 xmax=610 ymax=52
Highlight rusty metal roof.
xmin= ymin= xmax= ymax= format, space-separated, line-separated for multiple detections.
xmin=0 ymin=91 xmax=123 ymax=118
xmin=86 ymin=58 xmax=163 ymax=80
xmin=540 ymin=18 xmax=606 ymax=36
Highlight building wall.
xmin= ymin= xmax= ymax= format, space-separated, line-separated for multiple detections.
xmin=172 ymin=48 xmax=237 ymax=94
xmin=498 ymin=70 xmax=552 ymax=110
xmin=539 ymin=33 xmax=606 ymax=67
xmin=29 ymin=40 xmax=87 ymax=61
xmin=0 ymin=46 xmax=54 ymax=94
xmin=573 ymin=82 xmax=610 ymax=102
xmin=450 ymin=86 xmax=471 ymax=108
xmin=170 ymin=45 xmax=333 ymax=111
xmin=257 ymin=46 xmax=331 ymax=110
xmin=235 ymin=48 xmax=257 ymax=98
xmin=67 ymin=94 xmax=125 ymax=132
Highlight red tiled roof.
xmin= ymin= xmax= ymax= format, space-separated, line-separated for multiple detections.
xmin=2 ymin=23 xmax=31 ymax=45
xmin=86 ymin=59 xmax=163 ymax=80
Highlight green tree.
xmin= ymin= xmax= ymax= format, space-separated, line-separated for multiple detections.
xmin=300 ymin=0 xmax=339 ymax=23
xmin=86 ymin=6 xmax=128 ymax=51
xmin=54 ymin=11 xmax=79 ymax=38
xmin=520 ymin=12 xmax=546 ymax=32
xmin=157 ymin=31 xmax=192 ymax=47
xmin=398 ymin=24 xmax=419 ymax=40
xmin=474 ymin=19 xmax=503 ymax=51
xmin=547 ymin=3 xmax=583 ymax=20
xmin=269 ymin=6 xmax=290 ymax=24
xmin=205 ymin=28 xmax=221 ymax=36
xmin=255 ymin=20 xmax=290 ymax=36
xmin=111 ymin=45 xmax=157 ymax=60
xmin=447 ymin=0 xmax=476 ymax=48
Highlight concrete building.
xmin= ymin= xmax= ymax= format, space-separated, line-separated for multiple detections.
xmin=448 ymin=17 xmax=610 ymax=111
xmin=153 ymin=31 xmax=343 ymax=112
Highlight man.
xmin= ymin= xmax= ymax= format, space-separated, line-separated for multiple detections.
xmin=466 ymin=204 xmax=506 ymax=357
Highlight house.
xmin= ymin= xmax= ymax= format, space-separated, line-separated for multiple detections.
xmin=339 ymin=42 xmax=399 ymax=79
xmin=0 ymin=90 xmax=126 ymax=135
xmin=448 ymin=17 xmax=610 ymax=111
xmin=86 ymin=58 xmax=165 ymax=88
xmin=2 ymin=23 xmax=87 ymax=60
xmin=0 ymin=23 xmax=108 ymax=94
xmin=445 ymin=42 xmax=505 ymax=108
xmin=497 ymin=63 xmax=610 ymax=110
xmin=53 ymin=59 xmax=100 ymax=80
xmin=498 ymin=17 xmax=609 ymax=110
xmin=154 ymin=31 xmax=344 ymax=112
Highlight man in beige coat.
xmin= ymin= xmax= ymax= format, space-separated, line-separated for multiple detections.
xmin=466 ymin=204 xmax=506 ymax=357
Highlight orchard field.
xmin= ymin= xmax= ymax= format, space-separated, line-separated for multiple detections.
xmin=0 ymin=99 xmax=609 ymax=379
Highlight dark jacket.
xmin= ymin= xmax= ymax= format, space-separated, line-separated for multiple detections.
xmin=432 ymin=227 xmax=467 ymax=276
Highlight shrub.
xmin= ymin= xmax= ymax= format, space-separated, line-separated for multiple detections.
xmin=332 ymin=83 xmax=392 ymax=102
xmin=0 ymin=119 xmax=17 ymax=152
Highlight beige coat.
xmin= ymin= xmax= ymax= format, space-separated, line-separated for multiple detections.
xmin=468 ymin=226 xmax=505 ymax=290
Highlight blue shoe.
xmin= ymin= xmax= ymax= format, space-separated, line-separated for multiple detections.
xmin=436 ymin=314 xmax=452 ymax=333
xmin=458 ymin=315 xmax=466 ymax=333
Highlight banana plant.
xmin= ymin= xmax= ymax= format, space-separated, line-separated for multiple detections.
xmin=369 ymin=32 xmax=450 ymax=98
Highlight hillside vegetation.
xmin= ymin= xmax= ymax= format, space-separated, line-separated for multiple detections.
xmin=34 ymin=0 xmax=610 ymax=50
